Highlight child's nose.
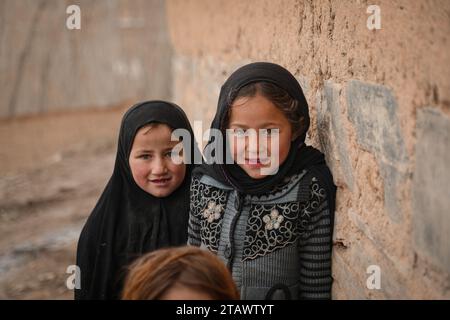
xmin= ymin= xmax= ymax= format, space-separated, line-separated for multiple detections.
xmin=152 ymin=158 xmax=167 ymax=174
xmin=246 ymin=132 xmax=260 ymax=155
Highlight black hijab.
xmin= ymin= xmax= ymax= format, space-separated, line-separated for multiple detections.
xmin=75 ymin=101 xmax=199 ymax=300
xmin=195 ymin=62 xmax=336 ymax=204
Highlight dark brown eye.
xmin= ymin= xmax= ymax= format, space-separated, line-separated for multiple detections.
xmin=139 ymin=154 xmax=151 ymax=160
xmin=233 ymin=128 xmax=246 ymax=137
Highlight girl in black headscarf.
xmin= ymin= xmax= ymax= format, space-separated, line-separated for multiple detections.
xmin=188 ymin=62 xmax=337 ymax=299
xmin=75 ymin=101 xmax=199 ymax=300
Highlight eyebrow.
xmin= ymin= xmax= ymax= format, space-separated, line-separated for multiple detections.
xmin=228 ymin=122 xmax=280 ymax=128
xmin=135 ymin=149 xmax=154 ymax=154
xmin=136 ymin=145 xmax=178 ymax=153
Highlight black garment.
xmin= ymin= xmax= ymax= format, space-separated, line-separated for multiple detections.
xmin=195 ymin=62 xmax=336 ymax=210
xmin=75 ymin=101 xmax=199 ymax=300
xmin=190 ymin=62 xmax=337 ymax=299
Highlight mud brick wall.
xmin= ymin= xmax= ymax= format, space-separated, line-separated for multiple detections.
xmin=166 ymin=0 xmax=450 ymax=299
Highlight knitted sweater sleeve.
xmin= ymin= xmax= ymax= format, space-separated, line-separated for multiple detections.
xmin=298 ymin=175 xmax=334 ymax=299
xmin=187 ymin=176 xmax=202 ymax=246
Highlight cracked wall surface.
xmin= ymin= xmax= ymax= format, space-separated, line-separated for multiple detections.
xmin=167 ymin=0 xmax=450 ymax=299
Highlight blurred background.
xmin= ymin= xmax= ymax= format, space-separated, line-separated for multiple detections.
xmin=0 ymin=0 xmax=449 ymax=299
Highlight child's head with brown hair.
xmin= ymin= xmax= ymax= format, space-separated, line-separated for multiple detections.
xmin=121 ymin=246 xmax=240 ymax=300
xmin=200 ymin=62 xmax=311 ymax=193
xmin=224 ymin=81 xmax=307 ymax=179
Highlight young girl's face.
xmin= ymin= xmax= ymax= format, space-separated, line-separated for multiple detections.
xmin=228 ymin=93 xmax=293 ymax=179
xmin=129 ymin=124 xmax=186 ymax=197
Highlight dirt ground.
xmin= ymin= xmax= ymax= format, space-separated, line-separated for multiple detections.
xmin=0 ymin=106 xmax=128 ymax=299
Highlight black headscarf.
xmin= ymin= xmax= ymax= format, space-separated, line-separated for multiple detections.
xmin=195 ymin=62 xmax=335 ymax=203
xmin=75 ymin=101 xmax=199 ymax=300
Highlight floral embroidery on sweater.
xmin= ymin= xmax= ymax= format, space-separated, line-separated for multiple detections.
xmin=190 ymin=177 xmax=228 ymax=253
xmin=243 ymin=176 xmax=327 ymax=261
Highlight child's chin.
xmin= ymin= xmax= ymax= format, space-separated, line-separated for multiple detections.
xmin=146 ymin=187 xmax=175 ymax=198
xmin=242 ymin=168 xmax=269 ymax=180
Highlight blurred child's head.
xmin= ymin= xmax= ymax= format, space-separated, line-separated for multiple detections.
xmin=224 ymin=81 xmax=305 ymax=179
xmin=129 ymin=122 xmax=186 ymax=198
xmin=122 ymin=246 xmax=240 ymax=300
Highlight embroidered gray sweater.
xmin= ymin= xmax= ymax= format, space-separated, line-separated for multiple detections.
xmin=188 ymin=169 xmax=334 ymax=300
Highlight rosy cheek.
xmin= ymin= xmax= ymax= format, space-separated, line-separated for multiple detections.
xmin=280 ymin=137 xmax=291 ymax=161
xmin=173 ymin=164 xmax=186 ymax=180
xmin=232 ymin=137 xmax=245 ymax=156
xmin=130 ymin=162 xmax=148 ymax=181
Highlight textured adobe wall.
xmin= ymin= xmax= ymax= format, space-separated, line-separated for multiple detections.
xmin=166 ymin=0 xmax=450 ymax=299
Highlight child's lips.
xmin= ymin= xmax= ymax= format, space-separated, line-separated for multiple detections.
xmin=245 ymin=158 xmax=268 ymax=168
xmin=149 ymin=177 xmax=172 ymax=186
